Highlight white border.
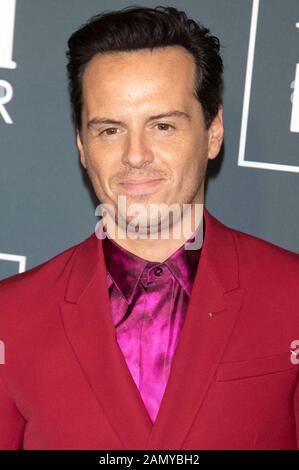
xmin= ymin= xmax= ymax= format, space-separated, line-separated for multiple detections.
xmin=238 ymin=0 xmax=299 ymax=173
xmin=0 ymin=253 xmax=26 ymax=273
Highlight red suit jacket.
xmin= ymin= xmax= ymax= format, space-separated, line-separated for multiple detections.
xmin=0 ymin=207 xmax=299 ymax=450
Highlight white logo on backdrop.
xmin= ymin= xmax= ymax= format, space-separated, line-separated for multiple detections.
xmin=238 ymin=0 xmax=299 ymax=173
xmin=0 ymin=253 xmax=26 ymax=274
xmin=0 ymin=1 xmax=25 ymax=278
xmin=0 ymin=0 xmax=17 ymax=124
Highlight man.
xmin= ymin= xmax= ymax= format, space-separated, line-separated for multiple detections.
xmin=0 ymin=6 xmax=298 ymax=450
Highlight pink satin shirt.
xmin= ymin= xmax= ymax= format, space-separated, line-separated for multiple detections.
xmin=102 ymin=221 xmax=204 ymax=422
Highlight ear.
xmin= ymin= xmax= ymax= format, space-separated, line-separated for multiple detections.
xmin=207 ymin=106 xmax=224 ymax=160
xmin=76 ymin=129 xmax=87 ymax=169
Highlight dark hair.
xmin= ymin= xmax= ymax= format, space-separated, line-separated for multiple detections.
xmin=66 ymin=5 xmax=224 ymax=132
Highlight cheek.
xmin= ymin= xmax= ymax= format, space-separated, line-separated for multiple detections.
xmin=170 ymin=142 xmax=203 ymax=175
xmin=184 ymin=135 xmax=208 ymax=171
xmin=84 ymin=141 xmax=114 ymax=176
xmin=170 ymin=146 xmax=207 ymax=192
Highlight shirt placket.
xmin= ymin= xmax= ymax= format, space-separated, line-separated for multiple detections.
xmin=138 ymin=264 xmax=175 ymax=422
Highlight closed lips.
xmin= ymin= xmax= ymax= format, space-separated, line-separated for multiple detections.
xmin=120 ymin=179 xmax=163 ymax=184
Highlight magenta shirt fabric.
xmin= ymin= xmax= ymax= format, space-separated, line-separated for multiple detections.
xmin=102 ymin=224 xmax=203 ymax=423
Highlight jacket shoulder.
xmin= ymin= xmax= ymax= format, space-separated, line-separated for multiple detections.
xmin=229 ymin=224 xmax=299 ymax=263
xmin=225 ymin=223 xmax=299 ymax=289
xmin=207 ymin=209 xmax=299 ymax=265
xmin=0 ymin=233 xmax=94 ymax=313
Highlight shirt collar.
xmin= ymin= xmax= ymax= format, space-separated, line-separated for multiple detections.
xmin=102 ymin=213 xmax=205 ymax=304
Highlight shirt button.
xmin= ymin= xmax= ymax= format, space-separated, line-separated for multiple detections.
xmin=153 ymin=266 xmax=163 ymax=277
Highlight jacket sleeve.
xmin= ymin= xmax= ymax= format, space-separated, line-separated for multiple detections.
xmin=0 ymin=375 xmax=25 ymax=449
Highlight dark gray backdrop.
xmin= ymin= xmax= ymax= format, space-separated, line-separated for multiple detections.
xmin=0 ymin=0 xmax=298 ymax=278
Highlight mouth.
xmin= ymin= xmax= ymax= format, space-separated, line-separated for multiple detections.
xmin=118 ymin=178 xmax=165 ymax=195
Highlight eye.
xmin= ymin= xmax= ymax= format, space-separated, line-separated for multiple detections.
xmin=100 ymin=127 xmax=119 ymax=136
xmin=156 ymin=123 xmax=175 ymax=131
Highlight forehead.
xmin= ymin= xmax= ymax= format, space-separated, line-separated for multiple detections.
xmin=81 ymin=46 xmax=197 ymax=109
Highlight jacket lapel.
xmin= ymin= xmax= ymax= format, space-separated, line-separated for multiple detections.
xmin=60 ymin=207 xmax=245 ymax=449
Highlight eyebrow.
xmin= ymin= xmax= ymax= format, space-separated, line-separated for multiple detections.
xmin=87 ymin=110 xmax=191 ymax=129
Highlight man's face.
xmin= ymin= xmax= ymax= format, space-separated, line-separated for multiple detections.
xmin=77 ymin=45 xmax=223 ymax=228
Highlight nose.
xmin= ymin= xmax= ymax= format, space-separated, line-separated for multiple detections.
xmin=121 ymin=130 xmax=154 ymax=169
